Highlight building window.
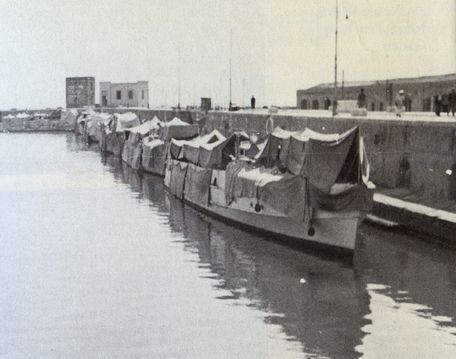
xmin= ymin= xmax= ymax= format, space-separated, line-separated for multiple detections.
xmin=312 ymin=99 xmax=319 ymax=110
xmin=116 ymin=91 xmax=121 ymax=100
xmin=142 ymin=90 xmax=145 ymax=99
xmin=371 ymin=102 xmax=375 ymax=111
xmin=128 ymin=90 xmax=133 ymax=100
xmin=300 ymin=99 xmax=308 ymax=109
xmin=379 ymin=102 xmax=384 ymax=111
xmin=90 ymin=82 xmax=93 ymax=91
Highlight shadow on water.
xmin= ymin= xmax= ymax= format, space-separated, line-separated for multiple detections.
xmin=93 ymin=142 xmax=456 ymax=358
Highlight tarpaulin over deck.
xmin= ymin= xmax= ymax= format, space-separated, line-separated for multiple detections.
xmin=302 ymin=127 xmax=358 ymax=193
xmin=226 ymin=126 xmax=371 ymax=216
xmin=256 ymin=126 xmax=359 ymax=193
xmin=169 ymin=160 xmax=188 ymax=199
xmin=260 ymin=174 xmax=312 ymax=224
xmin=142 ymin=139 xmax=166 ymax=175
xmin=115 ymin=112 xmax=140 ymax=132
xmin=184 ymin=164 xmax=212 ymax=206
xmin=171 ymin=130 xmax=228 ymax=167
xmin=160 ymin=117 xmax=198 ymax=141
xmin=309 ymin=183 xmax=373 ymax=212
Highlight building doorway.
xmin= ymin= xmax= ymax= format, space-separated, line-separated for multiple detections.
xmin=300 ymin=99 xmax=308 ymax=109
xmin=312 ymin=100 xmax=319 ymax=109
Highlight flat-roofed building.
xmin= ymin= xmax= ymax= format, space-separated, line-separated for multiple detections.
xmin=297 ymin=73 xmax=456 ymax=112
xmin=66 ymin=77 xmax=95 ymax=108
xmin=100 ymin=81 xmax=149 ymax=108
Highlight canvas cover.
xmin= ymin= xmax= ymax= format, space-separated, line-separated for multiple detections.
xmin=142 ymin=139 xmax=166 ymax=175
xmin=122 ymin=132 xmax=142 ymax=170
xmin=162 ymin=124 xmax=199 ymax=141
xmin=226 ymin=126 xmax=371 ymax=216
xmin=287 ymin=135 xmax=306 ymax=175
xmin=260 ymin=174 xmax=312 ymax=224
xmin=115 ymin=112 xmax=140 ymax=132
xmin=169 ymin=160 xmax=188 ymax=199
xmin=309 ymin=183 xmax=373 ymax=212
xmin=184 ymin=164 xmax=212 ymax=207
xmin=301 ymin=127 xmax=358 ymax=193
xmin=224 ymin=162 xmax=252 ymax=205
xmin=171 ymin=130 xmax=227 ymax=166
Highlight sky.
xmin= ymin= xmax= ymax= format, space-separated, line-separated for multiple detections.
xmin=0 ymin=0 xmax=455 ymax=109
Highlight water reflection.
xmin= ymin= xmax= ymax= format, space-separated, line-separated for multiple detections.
xmin=105 ymin=146 xmax=456 ymax=358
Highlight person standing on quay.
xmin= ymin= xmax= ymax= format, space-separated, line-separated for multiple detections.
xmin=434 ymin=93 xmax=442 ymax=117
xmin=442 ymin=93 xmax=450 ymax=116
xmin=449 ymin=89 xmax=456 ymax=117
xmin=395 ymin=90 xmax=405 ymax=117
xmin=250 ymin=96 xmax=256 ymax=109
xmin=357 ymin=88 xmax=367 ymax=108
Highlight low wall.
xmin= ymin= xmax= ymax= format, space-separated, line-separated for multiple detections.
xmin=1 ymin=117 xmax=75 ymax=132
xmin=102 ymin=108 xmax=456 ymax=205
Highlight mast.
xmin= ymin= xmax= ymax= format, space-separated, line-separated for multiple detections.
xmin=229 ymin=29 xmax=232 ymax=110
xmin=333 ymin=0 xmax=339 ymax=116
xmin=342 ymin=69 xmax=345 ymax=99
xmin=178 ymin=47 xmax=181 ymax=109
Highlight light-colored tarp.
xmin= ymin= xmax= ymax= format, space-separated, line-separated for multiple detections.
xmin=129 ymin=120 xmax=159 ymax=136
xmin=172 ymin=130 xmax=226 ymax=165
xmin=224 ymin=162 xmax=252 ymax=205
xmin=115 ymin=112 xmax=140 ymax=132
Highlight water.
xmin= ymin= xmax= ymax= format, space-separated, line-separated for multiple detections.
xmin=1 ymin=133 xmax=456 ymax=359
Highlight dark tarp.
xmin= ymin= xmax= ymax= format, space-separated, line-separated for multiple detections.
xmin=122 ymin=132 xmax=142 ymax=168
xmin=259 ymin=174 xmax=312 ymax=224
xmin=142 ymin=141 xmax=166 ymax=175
xmin=170 ymin=141 xmax=182 ymax=159
xmin=105 ymin=132 xmax=125 ymax=156
xmin=169 ymin=161 xmax=188 ymax=199
xmin=182 ymin=144 xmax=200 ymax=164
xmin=198 ymin=135 xmax=237 ymax=170
xmin=184 ymin=164 xmax=212 ymax=207
xmin=255 ymin=133 xmax=289 ymax=169
xmin=287 ymin=135 xmax=306 ymax=175
xmin=301 ymin=127 xmax=358 ymax=193
xmin=309 ymin=183 xmax=373 ymax=212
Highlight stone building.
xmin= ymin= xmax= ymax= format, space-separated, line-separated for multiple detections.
xmin=66 ymin=77 xmax=95 ymax=108
xmin=99 ymin=81 xmax=149 ymax=108
xmin=296 ymin=73 xmax=456 ymax=112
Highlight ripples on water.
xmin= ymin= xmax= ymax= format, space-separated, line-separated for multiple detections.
xmin=0 ymin=133 xmax=456 ymax=358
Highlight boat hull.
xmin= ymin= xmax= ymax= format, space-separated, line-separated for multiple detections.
xmin=184 ymin=195 xmax=361 ymax=254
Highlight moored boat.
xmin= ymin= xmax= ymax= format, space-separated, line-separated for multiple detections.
xmin=164 ymin=126 xmax=373 ymax=254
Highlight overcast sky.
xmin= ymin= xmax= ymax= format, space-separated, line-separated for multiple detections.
xmin=0 ymin=0 xmax=455 ymax=109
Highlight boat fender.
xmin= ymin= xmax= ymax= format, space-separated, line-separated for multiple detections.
xmin=254 ymin=202 xmax=262 ymax=213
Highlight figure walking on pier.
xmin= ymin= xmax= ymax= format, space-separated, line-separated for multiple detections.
xmin=448 ymin=89 xmax=456 ymax=117
xmin=395 ymin=90 xmax=405 ymax=117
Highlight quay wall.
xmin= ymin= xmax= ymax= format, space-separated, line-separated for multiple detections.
xmin=105 ymin=108 xmax=456 ymax=205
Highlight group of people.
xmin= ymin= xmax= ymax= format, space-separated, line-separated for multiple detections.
xmin=434 ymin=90 xmax=456 ymax=117
xmin=357 ymin=87 xmax=456 ymax=118
xmin=358 ymin=88 xmax=407 ymax=117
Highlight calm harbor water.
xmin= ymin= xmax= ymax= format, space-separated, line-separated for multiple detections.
xmin=1 ymin=133 xmax=456 ymax=358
